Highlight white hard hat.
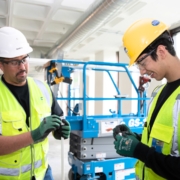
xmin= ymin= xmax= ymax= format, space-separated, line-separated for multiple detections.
xmin=0 ymin=27 xmax=33 ymax=58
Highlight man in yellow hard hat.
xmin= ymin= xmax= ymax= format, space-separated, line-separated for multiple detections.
xmin=113 ymin=19 xmax=180 ymax=179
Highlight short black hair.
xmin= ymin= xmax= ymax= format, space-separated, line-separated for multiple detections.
xmin=139 ymin=31 xmax=176 ymax=61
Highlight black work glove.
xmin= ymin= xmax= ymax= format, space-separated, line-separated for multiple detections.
xmin=53 ymin=119 xmax=71 ymax=140
xmin=113 ymin=124 xmax=141 ymax=140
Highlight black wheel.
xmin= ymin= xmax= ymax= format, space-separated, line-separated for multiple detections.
xmin=68 ymin=169 xmax=106 ymax=180
xmin=96 ymin=173 xmax=106 ymax=180
xmin=68 ymin=168 xmax=81 ymax=180
xmin=68 ymin=168 xmax=74 ymax=180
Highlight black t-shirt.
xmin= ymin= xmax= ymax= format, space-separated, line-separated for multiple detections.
xmin=2 ymin=76 xmax=63 ymax=126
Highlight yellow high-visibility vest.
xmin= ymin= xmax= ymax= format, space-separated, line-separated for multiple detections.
xmin=135 ymin=85 xmax=180 ymax=180
xmin=0 ymin=77 xmax=52 ymax=180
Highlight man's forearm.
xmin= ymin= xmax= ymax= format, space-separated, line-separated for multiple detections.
xmin=0 ymin=132 xmax=34 ymax=155
xmin=134 ymin=143 xmax=180 ymax=179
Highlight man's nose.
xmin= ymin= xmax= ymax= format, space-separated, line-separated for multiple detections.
xmin=139 ymin=68 xmax=147 ymax=76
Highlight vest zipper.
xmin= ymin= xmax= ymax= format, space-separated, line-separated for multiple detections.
xmin=142 ymin=164 xmax=145 ymax=180
xmin=29 ymin=117 xmax=35 ymax=178
xmin=28 ymin=81 xmax=35 ymax=179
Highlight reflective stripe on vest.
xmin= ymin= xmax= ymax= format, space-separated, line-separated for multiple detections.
xmin=0 ymin=168 xmax=19 ymax=176
xmin=171 ymin=94 xmax=180 ymax=156
xmin=146 ymin=85 xmax=165 ymax=118
xmin=151 ymin=84 xmax=164 ymax=97
xmin=0 ymin=159 xmax=42 ymax=176
xmin=22 ymin=159 xmax=42 ymax=173
xmin=34 ymin=79 xmax=51 ymax=107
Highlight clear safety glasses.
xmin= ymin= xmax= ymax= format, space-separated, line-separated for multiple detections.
xmin=0 ymin=54 xmax=30 ymax=67
xmin=135 ymin=49 xmax=155 ymax=70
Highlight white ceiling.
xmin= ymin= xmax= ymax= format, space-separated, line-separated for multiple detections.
xmin=1 ymin=0 xmax=180 ymax=78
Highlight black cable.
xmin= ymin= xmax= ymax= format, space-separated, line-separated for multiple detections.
xmin=59 ymin=91 xmax=80 ymax=116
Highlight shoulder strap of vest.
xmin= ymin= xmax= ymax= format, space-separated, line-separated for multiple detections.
xmin=33 ymin=78 xmax=52 ymax=107
xmin=151 ymin=84 xmax=165 ymax=97
xmin=0 ymin=77 xmax=53 ymax=107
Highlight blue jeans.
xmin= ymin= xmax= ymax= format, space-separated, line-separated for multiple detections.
xmin=31 ymin=165 xmax=54 ymax=180
xmin=44 ymin=165 xmax=54 ymax=180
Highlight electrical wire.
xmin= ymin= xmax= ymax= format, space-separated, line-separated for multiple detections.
xmin=59 ymin=91 xmax=80 ymax=116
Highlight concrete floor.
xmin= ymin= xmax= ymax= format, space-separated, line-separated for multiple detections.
xmin=48 ymin=134 xmax=71 ymax=180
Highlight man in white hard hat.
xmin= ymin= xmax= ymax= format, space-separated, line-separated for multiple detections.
xmin=113 ymin=19 xmax=180 ymax=179
xmin=0 ymin=27 xmax=71 ymax=180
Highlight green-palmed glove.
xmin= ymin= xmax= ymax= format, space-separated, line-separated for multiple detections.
xmin=113 ymin=124 xmax=140 ymax=140
xmin=31 ymin=115 xmax=62 ymax=142
xmin=53 ymin=119 xmax=71 ymax=140
xmin=114 ymin=134 xmax=139 ymax=157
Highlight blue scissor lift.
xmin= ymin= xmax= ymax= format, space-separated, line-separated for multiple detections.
xmin=46 ymin=60 xmax=150 ymax=180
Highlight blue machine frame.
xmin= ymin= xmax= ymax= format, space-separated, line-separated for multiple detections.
xmin=46 ymin=60 xmax=149 ymax=180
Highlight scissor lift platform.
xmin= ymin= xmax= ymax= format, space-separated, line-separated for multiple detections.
xmin=46 ymin=60 xmax=149 ymax=180
xmin=68 ymin=152 xmax=137 ymax=180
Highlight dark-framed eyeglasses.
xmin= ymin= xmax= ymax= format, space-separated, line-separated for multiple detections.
xmin=0 ymin=55 xmax=30 ymax=67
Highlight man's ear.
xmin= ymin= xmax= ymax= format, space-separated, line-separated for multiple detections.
xmin=156 ymin=45 xmax=167 ymax=60
xmin=0 ymin=62 xmax=4 ymax=72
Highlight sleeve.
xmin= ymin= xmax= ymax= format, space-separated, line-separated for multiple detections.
xmin=50 ymin=90 xmax=64 ymax=116
xmin=134 ymin=143 xmax=180 ymax=180
xmin=134 ymin=133 xmax=142 ymax=141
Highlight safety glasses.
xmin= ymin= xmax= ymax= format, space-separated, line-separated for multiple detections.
xmin=135 ymin=49 xmax=155 ymax=70
xmin=0 ymin=55 xmax=30 ymax=67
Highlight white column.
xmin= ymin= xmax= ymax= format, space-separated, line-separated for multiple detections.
xmin=119 ymin=46 xmax=135 ymax=114
xmin=83 ymin=56 xmax=95 ymax=115
xmin=94 ymin=50 xmax=118 ymax=115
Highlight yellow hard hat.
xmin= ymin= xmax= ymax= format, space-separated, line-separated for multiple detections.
xmin=122 ymin=19 xmax=169 ymax=66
